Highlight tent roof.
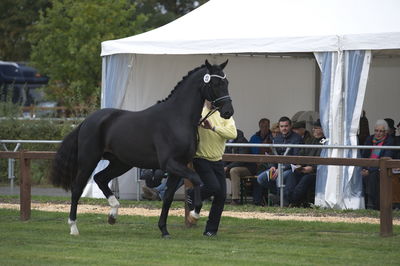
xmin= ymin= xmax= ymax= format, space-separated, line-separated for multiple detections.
xmin=101 ymin=0 xmax=400 ymax=56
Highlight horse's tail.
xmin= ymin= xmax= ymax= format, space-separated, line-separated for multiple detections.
xmin=50 ymin=123 xmax=82 ymax=191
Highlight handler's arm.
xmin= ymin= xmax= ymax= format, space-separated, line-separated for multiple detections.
xmin=214 ymin=117 xmax=237 ymax=140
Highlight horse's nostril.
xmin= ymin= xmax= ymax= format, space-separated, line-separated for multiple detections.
xmin=223 ymin=111 xmax=233 ymax=118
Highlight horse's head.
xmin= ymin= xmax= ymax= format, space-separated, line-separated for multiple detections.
xmin=202 ymin=59 xmax=234 ymax=119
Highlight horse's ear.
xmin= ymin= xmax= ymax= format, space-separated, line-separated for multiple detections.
xmin=220 ymin=59 xmax=229 ymax=70
xmin=205 ymin=59 xmax=212 ymax=70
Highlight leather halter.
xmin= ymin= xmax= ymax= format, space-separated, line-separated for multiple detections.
xmin=199 ymin=73 xmax=230 ymax=125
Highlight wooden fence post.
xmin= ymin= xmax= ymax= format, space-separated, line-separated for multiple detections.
xmin=379 ymin=157 xmax=392 ymax=237
xmin=19 ymin=151 xmax=31 ymax=221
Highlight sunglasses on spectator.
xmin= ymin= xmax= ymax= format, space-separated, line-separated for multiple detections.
xmin=374 ymin=129 xmax=386 ymax=133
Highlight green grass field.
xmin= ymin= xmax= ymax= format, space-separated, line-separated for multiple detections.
xmin=1 ymin=204 xmax=400 ymax=265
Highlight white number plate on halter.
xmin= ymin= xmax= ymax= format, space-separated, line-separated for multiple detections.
xmin=203 ymin=74 xmax=211 ymax=83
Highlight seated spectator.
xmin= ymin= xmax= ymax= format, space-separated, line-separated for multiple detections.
xmin=141 ymin=169 xmax=183 ymax=201
xmin=285 ymin=119 xmax=325 ymax=207
xmin=384 ymin=118 xmax=396 ymax=138
xmin=252 ymin=122 xmax=278 ymax=205
xmin=270 ymin=123 xmax=280 ymax=139
xmin=256 ymin=116 xmax=303 ymax=206
xmin=292 ymin=120 xmax=320 ymax=156
xmin=396 ymin=121 xmax=400 ymax=159
xmin=292 ymin=120 xmax=314 ymax=145
xmin=249 ymin=118 xmax=272 ymax=155
xmin=224 ymin=129 xmax=257 ymax=205
xmin=361 ymin=119 xmax=395 ymax=210
xmin=248 ymin=118 xmax=273 ymax=205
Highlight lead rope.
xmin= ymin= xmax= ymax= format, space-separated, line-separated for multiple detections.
xmin=198 ymin=108 xmax=218 ymax=126
xmin=196 ymin=108 xmax=218 ymax=148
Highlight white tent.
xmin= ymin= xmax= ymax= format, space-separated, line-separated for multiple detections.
xmin=101 ymin=0 xmax=400 ymax=55
xmin=84 ymin=0 xmax=400 ymax=209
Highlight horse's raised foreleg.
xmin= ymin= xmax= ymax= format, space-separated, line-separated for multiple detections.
xmin=93 ymin=156 xmax=131 ymax=225
xmin=158 ymin=177 xmax=181 ymax=238
xmin=164 ymin=159 xmax=202 ymax=208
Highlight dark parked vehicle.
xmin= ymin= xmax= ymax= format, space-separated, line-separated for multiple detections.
xmin=0 ymin=61 xmax=49 ymax=106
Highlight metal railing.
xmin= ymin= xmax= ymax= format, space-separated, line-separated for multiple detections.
xmin=1 ymin=140 xmax=61 ymax=192
xmin=226 ymin=142 xmax=400 ymax=208
xmin=225 ymin=142 xmax=400 ymax=150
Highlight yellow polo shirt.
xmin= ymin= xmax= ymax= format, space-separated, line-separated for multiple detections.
xmin=195 ymin=106 xmax=237 ymax=161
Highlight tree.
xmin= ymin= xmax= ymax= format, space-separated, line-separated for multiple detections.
xmin=29 ymin=0 xmax=148 ymax=107
xmin=135 ymin=0 xmax=209 ymax=30
xmin=29 ymin=0 xmax=207 ymax=107
xmin=0 ymin=0 xmax=51 ymax=61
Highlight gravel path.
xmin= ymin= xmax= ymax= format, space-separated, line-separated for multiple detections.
xmin=2 ymin=202 xmax=398 ymax=225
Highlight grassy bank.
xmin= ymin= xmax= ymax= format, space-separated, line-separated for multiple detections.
xmin=0 ymin=208 xmax=399 ymax=265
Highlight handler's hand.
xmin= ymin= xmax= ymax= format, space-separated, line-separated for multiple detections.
xmin=301 ymin=166 xmax=313 ymax=174
xmin=201 ymin=119 xmax=213 ymax=130
xmin=361 ymin=169 xmax=369 ymax=176
xmin=270 ymin=167 xmax=278 ymax=179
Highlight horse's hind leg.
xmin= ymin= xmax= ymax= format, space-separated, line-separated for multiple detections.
xmin=69 ymin=166 xmax=98 ymax=235
xmin=158 ymin=176 xmax=181 ymax=238
xmin=93 ymin=155 xmax=131 ymax=224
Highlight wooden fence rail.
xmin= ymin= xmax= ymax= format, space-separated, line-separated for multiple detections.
xmin=1 ymin=151 xmax=400 ymax=237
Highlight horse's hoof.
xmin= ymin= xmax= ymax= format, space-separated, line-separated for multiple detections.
xmin=187 ymin=210 xmax=200 ymax=225
xmin=161 ymin=234 xmax=171 ymax=239
xmin=68 ymin=218 xmax=79 ymax=235
xmin=70 ymin=230 xmax=79 ymax=236
xmin=108 ymin=215 xmax=116 ymax=225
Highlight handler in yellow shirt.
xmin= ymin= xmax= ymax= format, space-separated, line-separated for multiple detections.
xmin=188 ymin=100 xmax=237 ymax=237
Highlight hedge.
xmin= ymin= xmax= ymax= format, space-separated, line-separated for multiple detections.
xmin=0 ymin=117 xmax=79 ymax=184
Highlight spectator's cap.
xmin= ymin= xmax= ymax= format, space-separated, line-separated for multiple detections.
xmin=292 ymin=120 xmax=306 ymax=129
xmin=384 ymin=118 xmax=395 ymax=130
xmin=313 ymin=119 xmax=322 ymax=127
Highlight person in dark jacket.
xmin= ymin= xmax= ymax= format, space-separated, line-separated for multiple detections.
xmin=292 ymin=120 xmax=314 ymax=148
xmin=224 ymin=129 xmax=257 ymax=205
xmin=361 ymin=119 xmax=395 ymax=210
xmin=285 ymin=119 xmax=325 ymax=207
xmin=140 ymin=169 xmax=183 ymax=201
xmin=256 ymin=116 xmax=303 ymax=206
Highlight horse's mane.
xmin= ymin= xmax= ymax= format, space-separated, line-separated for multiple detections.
xmin=157 ymin=64 xmax=206 ymax=104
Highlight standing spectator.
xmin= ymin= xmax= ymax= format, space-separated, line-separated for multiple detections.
xmin=285 ymin=119 xmax=325 ymax=207
xmin=224 ymin=129 xmax=257 ymax=205
xmin=361 ymin=119 xmax=395 ymax=210
xmin=187 ymin=100 xmax=237 ymax=237
xmin=256 ymin=116 xmax=303 ymax=206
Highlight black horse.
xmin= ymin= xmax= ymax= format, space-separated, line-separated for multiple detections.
xmin=51 ymin=60 xmax=234 ymax=237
